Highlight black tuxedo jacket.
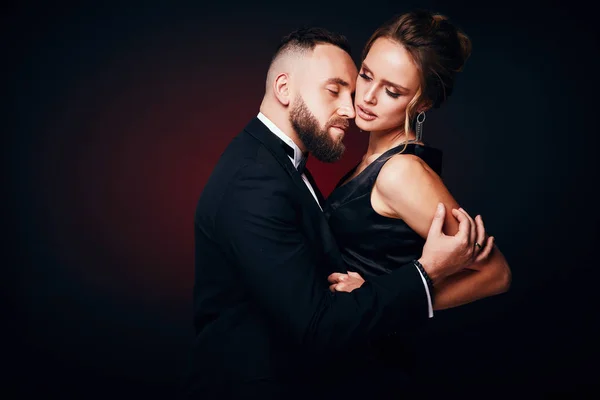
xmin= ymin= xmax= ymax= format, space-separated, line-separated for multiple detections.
xmin=185 ymin=118 xmax=429 ymax=398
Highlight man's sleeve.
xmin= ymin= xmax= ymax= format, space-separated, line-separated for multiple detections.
xmin=214 ymin=163 xmax=430 ymax=351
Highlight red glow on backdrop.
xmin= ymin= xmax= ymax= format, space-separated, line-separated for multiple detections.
xmin=35 ymin=47 xmax=368 ymax=306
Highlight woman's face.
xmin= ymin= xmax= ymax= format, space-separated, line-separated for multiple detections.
xmin=354 ymin=37 xmax=422 ymax=133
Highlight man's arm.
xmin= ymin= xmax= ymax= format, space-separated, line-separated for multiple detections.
xmin=214 ymin=163 xmax=432 ymax=352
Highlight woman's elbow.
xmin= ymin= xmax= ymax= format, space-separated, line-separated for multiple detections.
xmin=496 ymin=262 xmax=512 ymax=294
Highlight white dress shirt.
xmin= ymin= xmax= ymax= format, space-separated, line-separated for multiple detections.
xmin=256 ymin=112 xmax=433 ymax=318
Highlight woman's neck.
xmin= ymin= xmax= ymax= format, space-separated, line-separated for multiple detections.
xmin=365 ymin=129 xmax=420 ymax=160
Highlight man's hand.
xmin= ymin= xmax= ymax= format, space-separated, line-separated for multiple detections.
xmin=327 ymin=271 xmax=365 ymax=293
xmin=419 ymin=203 xmax=489 ymax=285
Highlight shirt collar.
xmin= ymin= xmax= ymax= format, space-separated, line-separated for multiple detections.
xmin=257 ymin=112 xmax=306 ymax=169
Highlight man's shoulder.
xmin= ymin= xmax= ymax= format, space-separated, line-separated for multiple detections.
xmin=216 ymin=130 xmax=287 ymax=180
xmin=196 ymin=129 xmax=290 ymax=208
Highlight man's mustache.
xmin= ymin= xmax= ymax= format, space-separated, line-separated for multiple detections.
xmin=328 ymin=118 xmax=349 ymax=130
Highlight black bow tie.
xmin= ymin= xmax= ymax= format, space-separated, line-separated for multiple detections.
xmin=281 ymin=140 xmax=308 ymax=174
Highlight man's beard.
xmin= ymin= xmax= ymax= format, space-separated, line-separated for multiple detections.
xmin=289 ymin=96 xmax=347 ymax=163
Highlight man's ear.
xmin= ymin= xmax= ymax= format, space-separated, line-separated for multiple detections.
xmin=273 ymin=73 xmax=291 ymax=106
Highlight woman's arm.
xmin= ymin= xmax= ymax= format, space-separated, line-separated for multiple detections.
xmin=372 ymin=154 xmax=511 ymax=310
xmin=431 ymin=246 xmax=511 ymax=310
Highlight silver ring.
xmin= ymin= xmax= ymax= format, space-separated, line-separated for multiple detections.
xmin=475 ymin=242 xmax=482 ymax=250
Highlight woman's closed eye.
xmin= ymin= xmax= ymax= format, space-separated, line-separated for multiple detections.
xmin=386 ymin=89 xmax=400 ymax=98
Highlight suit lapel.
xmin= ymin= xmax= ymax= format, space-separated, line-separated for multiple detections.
xmin=243 ymin=118 xmax=346 ymax=273
xmin=244 ymin=118 xmax=322 ymax=213
xmin=303 ymin=167 xmax=325 ymax=209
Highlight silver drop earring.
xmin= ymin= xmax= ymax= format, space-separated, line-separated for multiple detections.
xmin=415 ymin=111 xmax=426 ymax=142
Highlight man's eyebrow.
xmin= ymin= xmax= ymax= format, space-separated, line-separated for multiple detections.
xmin=325 ymin=77 xmax=350 ymax=87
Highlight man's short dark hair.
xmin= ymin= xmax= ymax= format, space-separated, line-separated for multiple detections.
xmin=272 ymin=27 xmax=352 ymax=61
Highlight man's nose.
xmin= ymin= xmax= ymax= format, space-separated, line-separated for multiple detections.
xmin=337 ymin=103 xmax=355 ymax=119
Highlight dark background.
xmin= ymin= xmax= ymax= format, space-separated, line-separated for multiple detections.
xmin=5 ymin=1 xmax=599 ymax=398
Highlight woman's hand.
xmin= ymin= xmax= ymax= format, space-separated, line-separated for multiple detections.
xmin=327 ymin=271 xmax=365 ymax=292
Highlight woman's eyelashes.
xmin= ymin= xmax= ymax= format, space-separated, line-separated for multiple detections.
xmin=359 ymin=72 xmax=401 ymax=99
